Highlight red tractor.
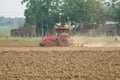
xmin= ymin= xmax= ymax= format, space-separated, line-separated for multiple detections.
xmin=39 ymin=27 xmax=70 ymax=47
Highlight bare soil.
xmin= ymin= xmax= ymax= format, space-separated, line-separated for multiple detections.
xmin=0 ymin=42 xmax=120 ymax=80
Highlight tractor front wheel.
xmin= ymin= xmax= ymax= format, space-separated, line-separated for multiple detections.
xmin=45 ymin=41 xmax=53 ymax=47
xmin=59 ymin=38 xmax=69 ymax=47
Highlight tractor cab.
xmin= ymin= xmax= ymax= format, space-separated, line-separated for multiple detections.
xmin=55 ymin=27 xmax=70 ymax=37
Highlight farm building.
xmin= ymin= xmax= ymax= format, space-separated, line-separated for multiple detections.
xmin=11 ymin=27 xmax=36 ymax=37
xmin=97 ymin=23 xmax=117 ymax=36
xmin=72 ymin=22 xmax=118 ymax=36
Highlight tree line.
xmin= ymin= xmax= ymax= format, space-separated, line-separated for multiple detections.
xmin=21 ymin=0 xmax=120 ymax=36
xmin=0 ymin=17 xmax=25 ymax=27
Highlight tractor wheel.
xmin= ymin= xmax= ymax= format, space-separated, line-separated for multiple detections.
xmin=59 ymin=38 xmax=69 ymax=47
xmin=53 ymin=41 xmax=59 ymax=46
xmin=45 ymin=41 xmax=53 ymax=47
xmin=39 ymin=43 xmax=45 ymax=47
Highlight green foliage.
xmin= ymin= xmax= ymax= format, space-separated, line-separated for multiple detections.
xmin=115 ymin=5 xmax=120 ymax=23
xmin=61 ymin=0 xmax=106 ymax=24
xmin=22 ymin=0 xmax=61 ymax=36
xmin=21 ymin=0 xmax=120 ymax=36
xmin=114 ymin=4 xmax=120 ymax=35
xmin=61 ymin=0 xmax=87 ymax=24
xmin=103 ymin=0 xmax=120 ymax=21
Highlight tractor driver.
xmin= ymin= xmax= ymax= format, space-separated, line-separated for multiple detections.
xmin=61 ymin=30 xmax=68 ymax=37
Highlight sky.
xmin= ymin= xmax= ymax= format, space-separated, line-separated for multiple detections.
xmin=0 ymin=0 xmax=26 ymax=18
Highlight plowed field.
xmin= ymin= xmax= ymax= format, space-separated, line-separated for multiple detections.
xmin=0 ymin=42 xmax=120 ymax=80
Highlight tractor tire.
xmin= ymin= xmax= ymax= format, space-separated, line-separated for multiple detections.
xmin=59 ymin=38 xmax=69 ymax=47
xmin=39 ymin=43 xmax=45 ymax=47
xmin=45 ymin=41 xmax=53 ymax=47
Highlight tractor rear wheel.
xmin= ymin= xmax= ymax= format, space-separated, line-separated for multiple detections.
xmin=59 ymin=38 xmax=69 ymax=47
xmin=45 ymin=41 xmax=53 ymax=47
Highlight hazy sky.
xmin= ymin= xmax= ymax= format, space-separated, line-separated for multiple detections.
xmin=0 ymin=0 xmax=26 ymax=18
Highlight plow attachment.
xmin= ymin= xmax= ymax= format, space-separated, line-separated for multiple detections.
xmin=70 ymin=40 xmax=87 ymax=47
